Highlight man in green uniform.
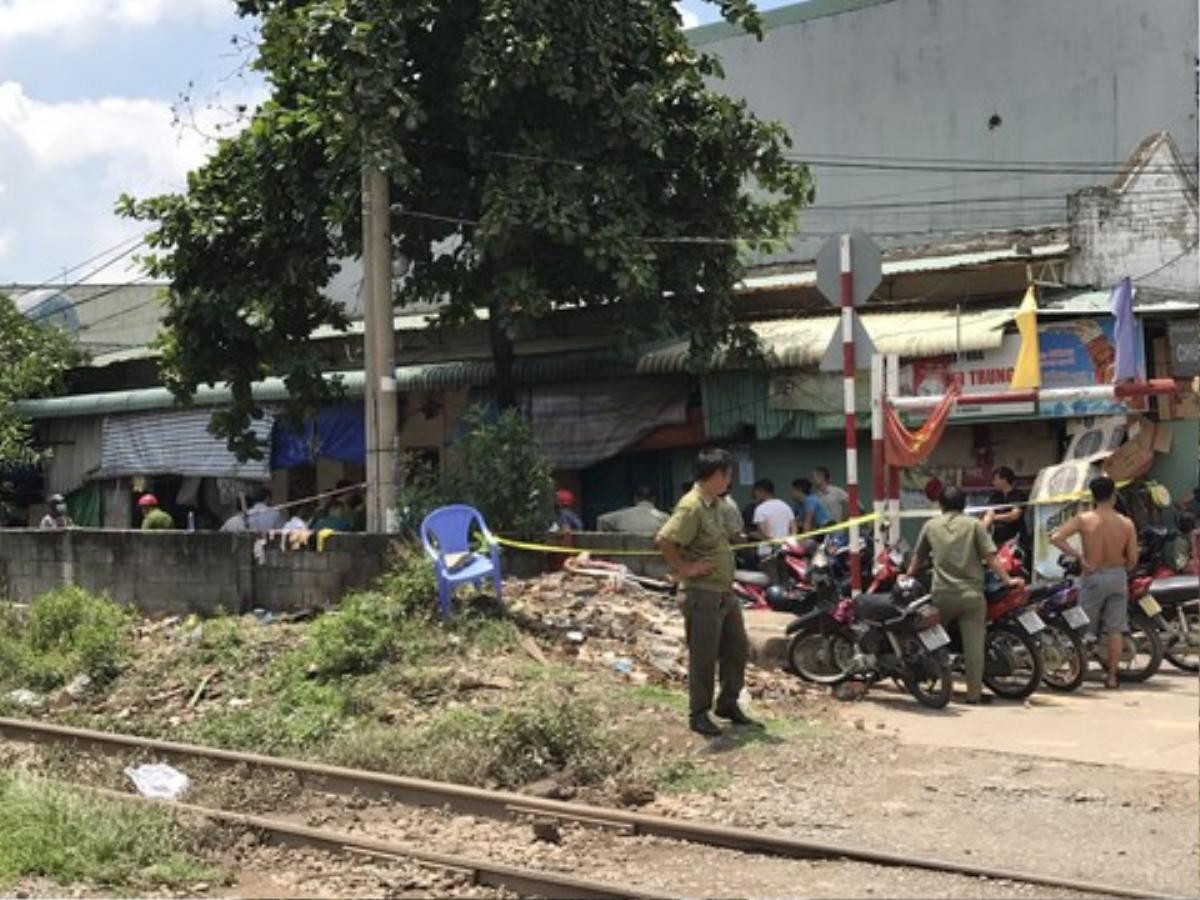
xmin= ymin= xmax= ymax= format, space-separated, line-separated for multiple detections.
xmin=906 ymin=486 xmax=1020 ymax=704
xmin=138 ymin=494 xmax=174 ymax=530
xmin=656 ymin=448 xmax=756 ymax=736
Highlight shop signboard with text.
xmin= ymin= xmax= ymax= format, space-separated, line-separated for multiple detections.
xmin=901 ymin=319 xmax=1145 ymax=420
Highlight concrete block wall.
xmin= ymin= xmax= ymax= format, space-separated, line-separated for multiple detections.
xmin=0 ymin=529 xmax=397 ymax=616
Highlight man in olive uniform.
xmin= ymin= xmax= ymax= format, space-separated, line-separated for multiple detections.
xmin=907 ymin=486 xmax=1021 ymax=705
xmin=656 ymin=448 xmax=757 ymax=736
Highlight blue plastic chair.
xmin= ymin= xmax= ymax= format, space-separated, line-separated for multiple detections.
xmin=420 ymin=504 xmax=503 ymax=619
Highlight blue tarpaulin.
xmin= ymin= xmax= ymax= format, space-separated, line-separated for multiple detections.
xmin=271 ymin=406 xmax=365 ymax=469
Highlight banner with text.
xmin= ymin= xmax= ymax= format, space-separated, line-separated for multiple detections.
xmin=901 ymin=318 xmax=1146 ymax=420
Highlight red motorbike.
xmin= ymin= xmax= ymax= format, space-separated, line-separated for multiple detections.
xmin=731 ymin=537 xmax=822 ymax=613
xmin=1059 ymin=556 xmax=1164 ymax=682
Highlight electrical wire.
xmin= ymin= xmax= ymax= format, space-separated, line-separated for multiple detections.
xmin=13 ymin=231 xmax=149 ymax=298
xmin=26 ymin=241 xmax=150 ymax=324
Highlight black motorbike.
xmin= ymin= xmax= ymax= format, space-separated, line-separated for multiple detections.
xmin=786 ymin=567 xmax=954 ymax=709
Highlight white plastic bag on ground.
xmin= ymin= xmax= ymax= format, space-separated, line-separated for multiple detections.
xmin=124 ymin=763 xmax=191 ymax=800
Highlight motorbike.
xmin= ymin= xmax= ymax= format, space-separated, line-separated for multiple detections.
xmin=785 ymin=562 xmax=954 ymax=709
xmin=1060 ymin=557 xmax=1164 ymax=682
xmin=868 ymin=541 xmax=1046 ymax=699
xmin=1136 ymin=523 xmax=1200 ymax=673
xmin=997 ymin=542 xmax=1088 ymax=693
xmin=1033 ymin=581 xmax=1090 ymax=692
xmin=731 ymin=537 xmax=822 ymax=613
xmin=822 ymin=531 xmax=876 ymax=596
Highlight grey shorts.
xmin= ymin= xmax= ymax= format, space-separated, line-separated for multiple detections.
xmin=1078 ymin=567 xmax=1129 ymax=637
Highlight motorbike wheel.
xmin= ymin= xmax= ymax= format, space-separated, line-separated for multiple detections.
xmin=1115 ymin=612 xmax=1163 ymax=682
xmin=1039 ymin=623 xmax=1086 ymax=692
xmin=1164 ymin=607 xmax=1200 ymax=673
xmin=983 ymin=623 xmax=1044 ymax=700
xmin=902 ymin=647 xmax=953 ymax=709
xmin=788 ymin=629 xmax=856 ymax=684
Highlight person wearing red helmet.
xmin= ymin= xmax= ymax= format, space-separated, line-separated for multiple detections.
xmin=138 ymin=494 xmax=174 ymax=530
xmin=553 ymin=488 xmax=583 ymax=533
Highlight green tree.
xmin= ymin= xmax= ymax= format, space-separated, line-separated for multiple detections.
xmin=0 ymin=294 xmax=83 ymax=466
xmin=120 ymin=0 xmax=813 ymax=456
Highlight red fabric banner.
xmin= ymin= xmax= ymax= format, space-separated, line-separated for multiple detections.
xmin=885 ymin=385 xmax=961 ymax=467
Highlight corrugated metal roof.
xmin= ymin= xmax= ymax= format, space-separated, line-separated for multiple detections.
xmin=1042 ymin=289 xmax=1199 ymax=316
xmin=15 ymin=353 xmax=628 ymax=420
xmin=638 ymin=307 xmax=1013 ymax=373
xmin=739 ymin=242 xmax=1069 ymax=294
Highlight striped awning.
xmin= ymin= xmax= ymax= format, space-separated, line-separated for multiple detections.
xmin=637 ymin=307 xmax=1015 ymax=373
xmin=100 ymin=409 xmax=272 ymax=480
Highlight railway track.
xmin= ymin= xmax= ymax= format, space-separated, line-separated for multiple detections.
xmin=0 ymin=715 xmax=1178 ymax=900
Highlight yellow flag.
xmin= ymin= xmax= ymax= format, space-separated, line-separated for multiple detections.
xmin=1010 ymin=286 xmax=1041 ymax=389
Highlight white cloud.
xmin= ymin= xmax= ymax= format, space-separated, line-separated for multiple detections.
xmin=0 ymin=0 xmax=232 ymax=44
xmin=0 ymin=81 xmax=264 ymax=281
xmin=675 ymin=2 xmax=700 ymax=29
xmin=0 ymin=79 xmax=263 ymax=181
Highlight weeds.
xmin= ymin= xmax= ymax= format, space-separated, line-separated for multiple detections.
xmin=652 ymin=758 xmax=732 ymax=794
xmin=0 ymin=774 xmax=221 ymax=890
xmin=0 ymin=587 xmax=132 ymax=692
xmin=623 ymin=683 xmax=687 ymax=712
xmin=326 ymin=689 xmax=628 ymax=789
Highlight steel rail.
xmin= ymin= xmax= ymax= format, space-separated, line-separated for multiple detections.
xmin=0 ymin=716 xmax=1177 ymax=900
xmin=81 ymin=785 xmax=654 ymax=900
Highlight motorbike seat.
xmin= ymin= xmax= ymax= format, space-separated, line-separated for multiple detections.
xmin=984 ymin=581 xmax=1010 ymax=603
xmin=854 ymin=592 xmax=903 ymax=622
xmin=1026 ymin=583 xmax=1060 ymax=603
xmin=1150 ymin=575 xmax=1200 ymax=605
xmin=734 ymin=569 xmax=771 ymax=587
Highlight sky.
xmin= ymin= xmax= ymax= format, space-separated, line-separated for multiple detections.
xmin=0 ymin=0 xmax=796 ymax=285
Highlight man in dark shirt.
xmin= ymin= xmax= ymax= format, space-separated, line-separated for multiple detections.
xmin=984 ymin=466 xmax=1028 ymax=550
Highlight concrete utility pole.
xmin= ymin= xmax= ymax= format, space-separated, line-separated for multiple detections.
xmin=361 ymin=168 xmax=398 ymax=533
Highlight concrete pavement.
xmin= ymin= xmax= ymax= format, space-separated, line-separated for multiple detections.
xmin=743 ymin=609 xmax=1198 ymax=775
xmin=852 ymin=668 xmax=1198 ymax=775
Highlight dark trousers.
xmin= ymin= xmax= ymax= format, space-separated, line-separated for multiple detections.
xmin=683 ymin=588 xmax=748 ymax=715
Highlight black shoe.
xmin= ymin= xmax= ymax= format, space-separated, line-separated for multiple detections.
xmin=964 ymin=695 xmax=993 ymax=706
xmin=689 ymin=712 xmax=723 ymax=737
xmin=714 ymin=705 xmax=762 ymax=727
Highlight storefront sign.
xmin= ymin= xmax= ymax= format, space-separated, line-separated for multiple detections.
xmin=901 ymin=319 xmax=1145 ymax=420
xmin=1168 ymin=320 xmax=1199 ymax=378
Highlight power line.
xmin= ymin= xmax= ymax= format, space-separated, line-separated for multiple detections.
xmin=27 ymin=241 xmax=150 ymax=324
xmin=12 ymin=231 xmax=149 ymax=298
xmin=75 ymin=289 xmax=162 ymax=333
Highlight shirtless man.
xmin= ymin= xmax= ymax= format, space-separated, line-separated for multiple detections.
xmin=1051 ymin=476 xmax=1139 ymax=689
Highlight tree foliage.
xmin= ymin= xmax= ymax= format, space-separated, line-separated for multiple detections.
xmin=120 ymin=0 xmax=813 ymax=457
xmin=0 ymin=294 xmax=83 ymax=466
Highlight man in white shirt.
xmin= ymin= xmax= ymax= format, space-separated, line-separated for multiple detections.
xmin=751 ymin=479 xmax=795 ymax=571
xmin=812 ymin=466 xmax=850 ymax=523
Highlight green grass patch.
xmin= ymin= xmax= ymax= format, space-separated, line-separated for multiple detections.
xmin=325 ymin=688 xmax=628 ymax=789
xmin=183 ymin=675 xmax=364 ymax=754
xmin=623 ymin=683 xmax=688 ymax=712
xmin=0 ymin=587 xmax=133 ymax=692
xmin=0 ymin=774 xmax=221 ymax=891
xmin=652 ymin=758 xmax=732 ymax=794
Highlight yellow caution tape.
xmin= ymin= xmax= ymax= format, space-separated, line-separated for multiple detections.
xmin=899 ymin=479 xmax=1134 ymax=519
xmin=490 ymin=512 xmax=881 ymax=557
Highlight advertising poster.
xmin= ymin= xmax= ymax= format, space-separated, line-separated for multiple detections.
xmin=901 ymin=318 xmax=1146 ymax=420
xmin=1029 ymin=457 xmax=1096 ymax=581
